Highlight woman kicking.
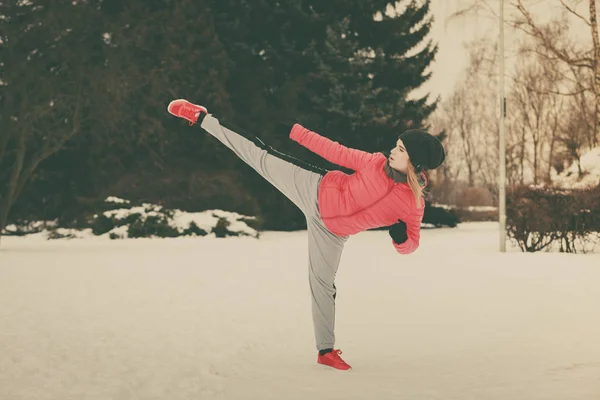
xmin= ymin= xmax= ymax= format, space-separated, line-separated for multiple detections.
xmin=167 ymin=99 xmax=445 ymax=370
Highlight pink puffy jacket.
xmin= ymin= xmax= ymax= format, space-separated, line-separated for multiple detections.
xmin=290 ymin=124 xmax=426 ymax=255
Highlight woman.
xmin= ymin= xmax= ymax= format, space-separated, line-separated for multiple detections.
xmin=167 ymin=99 xmax=445 ymax=371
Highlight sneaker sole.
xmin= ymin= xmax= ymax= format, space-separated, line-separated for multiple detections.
xmin=316 ymin=363 xmax=352 ymax=371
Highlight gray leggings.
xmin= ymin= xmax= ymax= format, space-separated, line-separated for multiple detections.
xmin=200 ymin=114 xmax=348 ymax=350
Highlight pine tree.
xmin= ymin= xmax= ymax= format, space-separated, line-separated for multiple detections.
xmin=0 ymin=0 xmax=103 ymax=241
xmin=209 ymin=0 xmax=437 ymax=151
xmin=206 ymin=0 xmax=438 ymax=228
xmin=335 ymin=0 xmax=438 ymax=153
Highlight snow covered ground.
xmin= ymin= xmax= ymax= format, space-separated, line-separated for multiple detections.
xmin=1 ymin=222 xmax=599 ymax=400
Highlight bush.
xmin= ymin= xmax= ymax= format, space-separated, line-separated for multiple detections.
xmin=240 ymin=216 xmax=263 ymax=231
xmin=506 ymin=185 xmax=600 ymax=253
xmin=128 ymin=215 xmax=179 ymax=238
xmin=47 ymin=230 xmax=77 ymax=240
xmin=5 ymin=196 xmax=260 ymax=240
xmin=91 ymin=212 xmax=145 ymax=236
xmin=182 ymin=221 xmax=208 ymax=237
xmin=212 ymin=217 xmax=236 ymax=238
xmin=91 ymin=214 xmax=115 ymax=235
xmin=423 ymin=201 xmax=459 ymax=227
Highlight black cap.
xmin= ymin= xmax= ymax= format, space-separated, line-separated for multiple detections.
xmin=398 ymin=129 xmax=445 ymax=172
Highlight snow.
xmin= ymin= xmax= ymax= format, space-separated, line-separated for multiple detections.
xmin=170 ymin=209 xmax=258 ymax=238
xmin=552 ymin=147 xmax=600 ymax=189
xmin=465 ymin=205 xmax=497 ymax=212
xmin=3 ymin=206 xmax=258 ymax=240
xmin=104 ymin=196 xmax=130 ymax=204
xmin=1 ymin=222 xmax=599 ymax=400
xmin=100 ymin=206 xmax=258 ymax=239
xmin=432 ymin=203 xmax=452 ymax=210
xmin=103 ymin=206 xmax=156 ymax=220
xmin=99 ymin=204 xmax=258 ymax=239
xmin=432 ymin=203 xmax=497 ymax=213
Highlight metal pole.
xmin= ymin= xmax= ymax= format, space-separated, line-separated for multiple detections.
xmin=499 ymin=0 xmax=506 ymax=252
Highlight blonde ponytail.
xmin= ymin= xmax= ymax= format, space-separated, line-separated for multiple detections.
xmin=406 ymin=162 xmax=424 ymax=208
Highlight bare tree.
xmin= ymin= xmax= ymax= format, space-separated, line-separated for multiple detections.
xmin=515 ymin=0 xmax=600 ymax=146
xmin=511 ymin=20 xmax=596 ymax=182
xmin=431 ymin=17 xmax=584 ymax=192
xmin=509 ymin=47 xmax=563 ymax=185
xmin=429 ymin=37 xmax=499 ymax=191
xmin=448 ymin=0 xmax=600 ymax=147
xmin=544 ymin=88 xmax=566 ymax=183
xmin=556 ymin=97 xmax=594 ymax=176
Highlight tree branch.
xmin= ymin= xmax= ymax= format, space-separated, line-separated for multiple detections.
xmin=3 ymin=128 xmax=25 ymax=212
xmin=14 ymin=76 xmax=83 ymax=201
xmin=518 ymin=42 xmax=594 ymax=69
xmin=559 ymin=0 xmax=591 ymax=27
xmin=511 ymin=75 xmax=590 ymax=95
xmin=515 ymin=0 xmax=594 ymax=69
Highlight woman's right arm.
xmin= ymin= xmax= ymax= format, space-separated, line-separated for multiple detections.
xmin=289 ymin=124 xmax=376 ymax=171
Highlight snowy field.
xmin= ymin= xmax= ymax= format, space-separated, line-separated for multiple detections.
xmin=1 ymin=222 xmax=599 ymax=400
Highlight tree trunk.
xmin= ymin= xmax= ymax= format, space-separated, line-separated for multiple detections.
xmin=0 ymin=131 xmax=12 ymax=188
xmin=590 ymin=0 xmax=600 ymax=146
xmin=533 ymin=113 xmax=542 ymax=186
xmin=519 ymin=128 xmax=526 ymax=185
xmin=533 ymin=139 xmax=539 ymax=185
xmin=0 ymin=131 xmax=26 ymax=245
xmin=547 ymin=117 xmax=559 ymax=183
xmin=0 ymin=131 xmax=11 ymax=166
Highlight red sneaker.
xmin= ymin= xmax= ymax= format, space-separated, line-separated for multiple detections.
xmin=317 ymin=349 xmax=352 ymax=370
xmin=167 ymin=99 xmax=208 ymax=126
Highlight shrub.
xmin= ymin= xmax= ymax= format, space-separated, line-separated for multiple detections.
xmin=6 ymin=196 xmax=259 ymax=240
xmin=47 ymin=230 xmax=77 ymax=240
xmin=183 ymin=221 xmax=208 ymax=237
xmin=239 ymin=216 xmax=263 ymax=231
xmin=212 ymin=217 xmax=236 ymax=238
xmin=423 ymin=201 xmax=459 ymax=227
xmin=506 ymin=185 xmax=600 ymax=253
xmin=128 ymin=215 xmax=179 ymax=238
xmin=91 ymin=214 xmax=115 ymax=235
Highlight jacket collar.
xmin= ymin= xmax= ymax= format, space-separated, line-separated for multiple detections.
xmin=384 ymin=159 xmax=408 ymax=183
xmin=384 ymin=158 xmax=428 ymax=187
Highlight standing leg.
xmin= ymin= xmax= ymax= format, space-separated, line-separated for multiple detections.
xmin=169 ymin=100 xmax=352 ymax=367
xmin=200 ymin=112 xmax=347 ymax=350
xmin=305 ymin=215 xmax=348 ymax=351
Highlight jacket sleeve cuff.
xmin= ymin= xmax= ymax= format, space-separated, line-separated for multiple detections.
xmin=392 ymin=237 xmax=418 ymax=255
xmin=289 ymin=124 xmax=304 ymax=141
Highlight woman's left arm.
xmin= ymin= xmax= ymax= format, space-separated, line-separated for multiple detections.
xmin=389 ymin=215 xmax=422 ymax=255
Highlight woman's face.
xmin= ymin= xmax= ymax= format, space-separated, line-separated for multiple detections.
xmin=389 ymin=138 xmax=410 ymax=173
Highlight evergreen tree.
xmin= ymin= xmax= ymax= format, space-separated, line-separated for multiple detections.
xmin=2 ymin=0 xmax=439 ymax=234
xmin=209 ymin=0 xmax=437 ymax=150
xmin=205 ymin=0 xmax=438 ymax=229
xmin=0 ymin=0 xmax=104 ymax=239
xmin=331 ymin=0 xmax=438 ymax=153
